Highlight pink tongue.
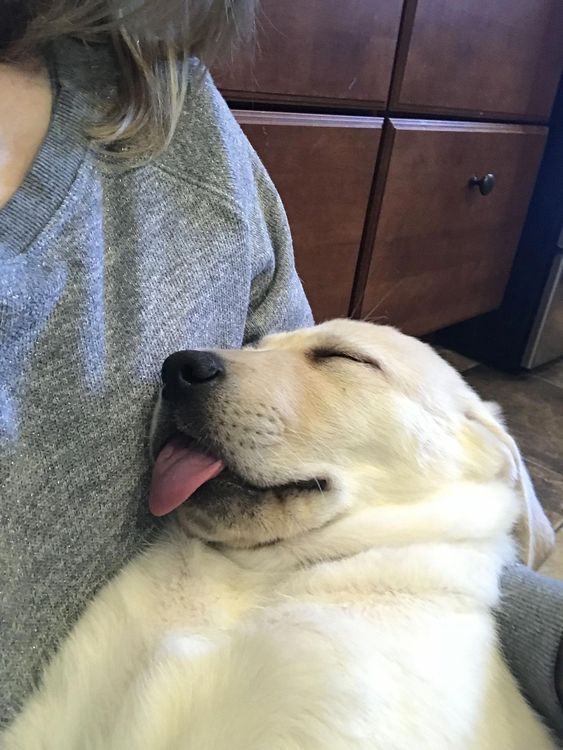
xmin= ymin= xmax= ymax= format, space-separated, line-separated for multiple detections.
xmin=149 ymin=437 xmax=225 ymax=517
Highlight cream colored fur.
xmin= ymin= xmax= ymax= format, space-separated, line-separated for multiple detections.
xmin=2 ymin=320 xmax=556 ymax=749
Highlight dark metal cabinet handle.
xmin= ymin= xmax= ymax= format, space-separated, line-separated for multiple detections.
xmin=469 ymin=173 xmax=496 ymax=196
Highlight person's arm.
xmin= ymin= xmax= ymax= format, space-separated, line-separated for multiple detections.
xmin=497 ymin=564 xmax=563 ymax=739
xmin=241 ymin=145 xmax=313 ymax=342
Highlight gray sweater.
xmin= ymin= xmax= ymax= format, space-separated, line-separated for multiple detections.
xmin=0 ymin=38 xmax=562 ymax=739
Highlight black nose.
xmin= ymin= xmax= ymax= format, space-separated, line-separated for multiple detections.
xmin=161 ymin=350 xmax=225 ymax=399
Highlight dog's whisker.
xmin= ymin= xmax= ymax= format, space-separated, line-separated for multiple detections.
xmin=360 ymin=279 xmax=405 ymax=322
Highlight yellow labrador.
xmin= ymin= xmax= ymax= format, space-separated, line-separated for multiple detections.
xmin=4 ymin=320 xmax=556 ymax=750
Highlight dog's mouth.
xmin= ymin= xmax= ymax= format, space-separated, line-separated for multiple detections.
xmin=149 ymin=432 xmax=328 ymax=517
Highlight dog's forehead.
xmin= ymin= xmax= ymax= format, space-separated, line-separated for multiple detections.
xmin=259 ymin=320 xmax=378 ymax=351
xmin=257 ymin=320 xmax=459 ymax=388
xmin=257 ymin=326 xmax=325 ymax=352
xmin=259 ymin=320 xmax=423 ymax=358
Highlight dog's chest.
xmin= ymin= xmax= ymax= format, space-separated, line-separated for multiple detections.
xmin=6 ymin=537 xmax=528 ymax=750
xmin=137 ymin=544 xmax=493 ymax=750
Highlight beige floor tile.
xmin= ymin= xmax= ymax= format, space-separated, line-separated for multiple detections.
xmin=434 ymin=346 xmax=480 ymax=373
xmin=532 ymin=357 xmax=563 ymax=389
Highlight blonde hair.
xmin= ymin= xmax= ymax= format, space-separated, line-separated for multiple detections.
xmin=1 ymin=1 xmax=256 ymax=159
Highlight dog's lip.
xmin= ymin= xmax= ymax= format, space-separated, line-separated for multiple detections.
xmin=216 ymin=471 xmax=329 ymax=495
xmin=150 ymin=421 xmax=180 ymax=463
xmin=158 ymin=430 xmax=328 ymax=495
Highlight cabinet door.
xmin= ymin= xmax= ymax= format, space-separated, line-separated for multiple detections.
xmin=392 ymin=0 xmax=563 ymax=121
xmin=359 ymin=119 xmax=547 ymax=335
xmin=235 ymin=112 xmax=382 ymax=321
xmin=218 ymin=0 xmax=404 ymax=107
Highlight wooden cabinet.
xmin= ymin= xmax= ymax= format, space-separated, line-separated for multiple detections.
xmin=359 ymin=120 xmax=548 ymax=334
xmin=217 ymin=0 xmax=404 ymax=107
xmin=235 ymin=112 xmax=382 ymax=321
xmin=392 ymin=0 xmax=563 ymax=121
xmin=220 ymin=1 xmax=562 ymax=334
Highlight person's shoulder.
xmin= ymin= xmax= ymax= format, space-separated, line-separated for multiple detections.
xmin=51 ymin=40 xmax=265 ymax=221
xmin=51 ymin=41 xmax=254 ymax=197
xmin=155 ymin=67 xmax=261 ymax=213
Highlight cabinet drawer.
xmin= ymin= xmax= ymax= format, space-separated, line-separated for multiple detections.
xmin=393 ymin=0 xmax=563 ymax=121
xmin=235 ymin=112 xmax=382 ymax=321
xmin=218 ymin=0 xmax=404 ymax=107
xmin=359 ymin=119 xmax=547 ymax=335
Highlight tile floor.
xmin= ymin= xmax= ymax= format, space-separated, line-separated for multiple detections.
xmin=437 ymin=350 xmax=563 ymax=581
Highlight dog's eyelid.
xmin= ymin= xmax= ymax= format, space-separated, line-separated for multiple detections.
xmin=310 ymin=347 xmax=381 ymax=370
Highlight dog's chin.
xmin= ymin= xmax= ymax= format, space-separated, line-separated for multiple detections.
xmin=175 ymin=471 xmax=337 ymax=549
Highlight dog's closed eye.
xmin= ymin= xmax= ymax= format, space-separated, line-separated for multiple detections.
xmin=310 ymin=348 xmax=382 ymax=371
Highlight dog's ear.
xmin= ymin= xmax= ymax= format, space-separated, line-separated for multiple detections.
xmin=465 ymin=401 xmax=554 ymax=570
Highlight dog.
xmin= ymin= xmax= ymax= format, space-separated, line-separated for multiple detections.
xmin=3 ymin=319 xmax=556 ymax=749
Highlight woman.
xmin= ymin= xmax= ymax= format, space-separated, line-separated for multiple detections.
xmin=0 ymin=0 xmax=561 ymax=736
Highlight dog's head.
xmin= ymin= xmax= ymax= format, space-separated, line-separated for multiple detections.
xmin=150 ymin=319 xmax=553 ymax=568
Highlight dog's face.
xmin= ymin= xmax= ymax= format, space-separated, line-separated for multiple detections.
xmin=151 ymin=319 xmax=553 ymax=565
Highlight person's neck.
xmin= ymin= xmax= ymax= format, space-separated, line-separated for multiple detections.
xmin=0 ymin=56 xmax=52 ymax=210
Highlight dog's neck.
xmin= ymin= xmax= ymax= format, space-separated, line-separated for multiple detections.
xmin=212 ymin=481 xmax=519 ymax=605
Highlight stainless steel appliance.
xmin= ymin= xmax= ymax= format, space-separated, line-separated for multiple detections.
xmin=523 ymin=228 xmax=563 ymax=368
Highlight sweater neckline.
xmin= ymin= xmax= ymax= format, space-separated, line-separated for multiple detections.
xmin=0 ymin=41 xmax=91 ymax=258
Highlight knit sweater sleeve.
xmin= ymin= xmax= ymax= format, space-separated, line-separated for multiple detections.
xmin=241 ymin=146 xmax=314 ymax=343
xmin=497 ymin=564 xmax=563 ymax=740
